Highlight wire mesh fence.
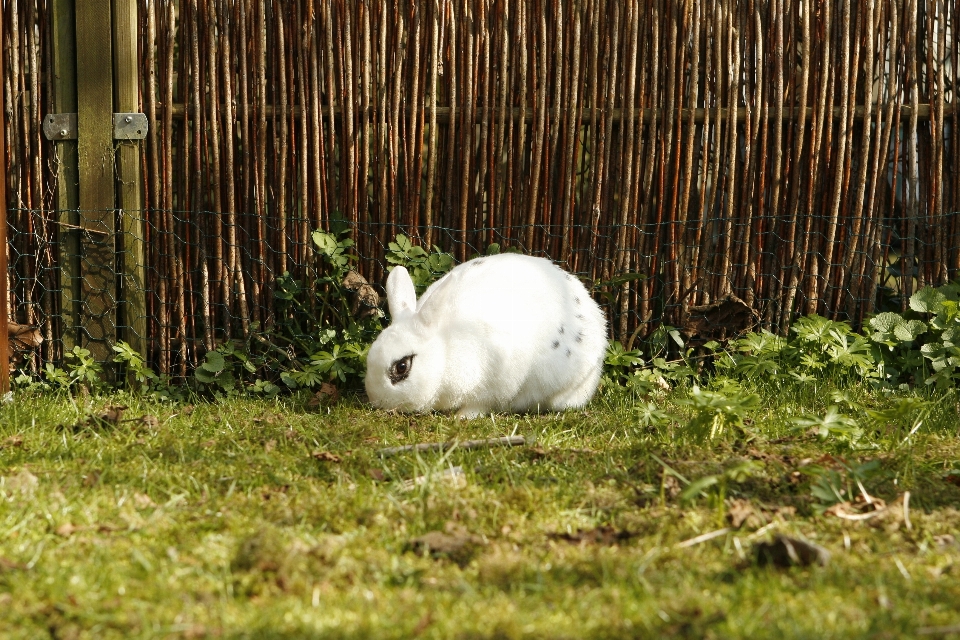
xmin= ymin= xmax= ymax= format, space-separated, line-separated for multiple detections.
xmin=7 ymin=206 xmax=960 ymax=374
xmin=3 ymin=0 xmax=959 ymax=374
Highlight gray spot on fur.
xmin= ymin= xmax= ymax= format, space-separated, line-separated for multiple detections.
xmin=473 ymin=259 xmax=485 ymax=266
xmin=552 ymin=340 xmax=560 ymax=349
xmin=576 ymin=314 xmax=584 ymax=320
xmin=576 ymin=331 xmax=584 ymax=343
xmin=558 ymin=325 xmax=565 ymax=335
xmin=566 ymin=349 xmax=572 ymax=358
xmin=574 ymin=297 xmax=581 ymax=305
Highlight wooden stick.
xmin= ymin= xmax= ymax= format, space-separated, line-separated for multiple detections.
xmin=378 ymin=435 xmax=527 ymax=458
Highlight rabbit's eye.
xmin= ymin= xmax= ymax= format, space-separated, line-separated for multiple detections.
xmin=389 ymin=355 xmax=415 ymax=384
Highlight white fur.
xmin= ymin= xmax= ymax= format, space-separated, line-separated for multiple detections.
xmin=365 ymin=253 xmax=608 ymax=418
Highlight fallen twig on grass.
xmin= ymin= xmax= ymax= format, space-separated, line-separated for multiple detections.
xmin=918 ymin=624 xmax=960 ymax=636
xmin=378 ymin=436 xmax=526 ymax=458
xmin=676 ymin=528 xmax=731 ymax=549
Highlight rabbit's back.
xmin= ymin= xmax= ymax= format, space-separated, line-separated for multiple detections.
xmin=419 ymin=254 xmax=607 ymax=416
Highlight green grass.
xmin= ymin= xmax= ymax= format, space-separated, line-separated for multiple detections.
xmin=2 ymin=381 xmax=960 ymax=639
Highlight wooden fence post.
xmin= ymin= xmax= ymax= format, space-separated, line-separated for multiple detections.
xmin=0 ymin=0 xmax=9 ymax=393
xmin=75 ymin=0 xmax=118 ymax=364
xmin=113 ymin=0 xmax=147 ymax=362
xmin=52 ymin=0 xmax=80 ymax=354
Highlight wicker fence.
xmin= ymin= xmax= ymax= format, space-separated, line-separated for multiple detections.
xmin=3 ymin=0 xmax=958 ymax=375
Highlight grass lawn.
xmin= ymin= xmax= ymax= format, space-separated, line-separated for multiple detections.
xmin=2 ymin=381 xmax=960 ymax=639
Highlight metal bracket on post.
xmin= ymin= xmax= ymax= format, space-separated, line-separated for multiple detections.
xmin=42 ymin=112 xmax=148 ymax=140
xmin=113 ymin=113 xmax=148 ymax=139
xmin=43 ymin=112 xmax=78 ymax=140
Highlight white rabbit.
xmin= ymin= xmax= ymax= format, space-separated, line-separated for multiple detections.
xmin=365 ymin=253 xmax=608 ymax=418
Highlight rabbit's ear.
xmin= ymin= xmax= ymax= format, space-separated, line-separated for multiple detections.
xmin=386 ymin=266 xmax=417 ymax=319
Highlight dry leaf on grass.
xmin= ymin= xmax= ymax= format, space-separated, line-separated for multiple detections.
xmin=307 ymin=383 xmax=341 ymax=409
xmin=57 ymin=522 xmax=124 ymax=537
xmin=725 ymin=500 xmax=794 ymax=530
xmin=934 ymin=534 xmax=956 ymax=548
xmin=407 ymin=524 xmax=483 ymax=566
xmin=82 ymin=470 xmax=101 ymax=488
xmin=6 ymin=469 xmax=39 ymax=496
xmin=727 ymin=499 xmax=761 ymax=529
xmin=1 ymin=435 xmax=24 ymax=449
xmin=64 ymin=405 xmax=147 ymax=432
xmin=263 ymin=439 xmax=277 ymax=454
xmin=138 ymin=415 xmax=160 ymax=430
xmin=662 ymin=473 xmax=682 ymax=500
xmin=98 ymin=405 xmax=128 ymax=425
xmin=181 ymin=624 xmax=215 ymax=639
xmin=401 ymin=466 xmax=466 ymax=492
xmin=311 ymin=451 xmax=342 ymax=463
xmin=133 ymin=493 xmax=157 ymax=509
xmin=549 ymin=525 xmax=635 ymax=546
xmin=0 ymin=557 xmax=26 ymax=572
xmin=412 ymin=611 xmax=433 ymax=636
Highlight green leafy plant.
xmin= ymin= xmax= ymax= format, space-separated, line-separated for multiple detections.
xmin=41 ymin=346 xmax=104 ymax=390
xmin=863 ymin=282 xmax=960 ymax=389
xmin=604 ymin=341 xmax=645 ymax=386
xmin=720 ymin=330 xmax=788 ymax=380
xmin=679 ymin=460 xmax=763 ymax=504
xmin=385 ymin=234 xmax=456 ymax=294
xmin=194 ymin=350 xmax=237 ymax=394
xmin=790 ymin=406 xmax=864 ymax=445
xmin=804 ymin=459 xmax=882 ymax=513
xmin=41 ymin=363 xmax=71 ymax=388
xmin=271 ymin=228 xmax=385 ymax=391
xmin=603 ymin=323 xmax=698 ymax=393
xmin=590 ymin=271 xmax=647 ymax=316
xmin=718 ymin=314 xmax=878 ymax=388
xmin=863 ymin=396 xmax=931 ymax=427
xmin=112 ymin=341 xmax=159 ymax=392
xmin=190 ymin=335 xmax=289 ymax=397
xmin=635 ymin=401 xmax=671 ymax=429
xmin=678 ymin=383 xmax=760 ymax=441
